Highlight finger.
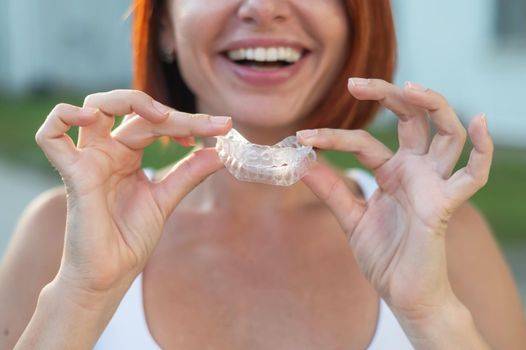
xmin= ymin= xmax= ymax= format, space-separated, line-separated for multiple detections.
xmin=35 ymin=104 xmax=98 ymax=169
xmin=403 ymin=82 xmax=467 ymax=177
xmin=151 ymin=148 xmax=224 ymax=216
xmin=121 ymin=113 xmax=138 ymax=124
xmin=301 ymin=161 xmax=366 ymax=237
xmin=79 ymin=90 xmax=170 ymax=145
xmin=112 ymin=113 xmax=231 ymax=150
xmin=83 ymin=89 xmax=170 ymax=121
xmin=118 ymin=113 xmax=198 ymax=147
xmin=297 ymin=128 xmax=393 ymax=171
xmin=446 ymin=114 xmax=493 ymax=205
xmin=348 ymin=78 xmax=430 ymax=154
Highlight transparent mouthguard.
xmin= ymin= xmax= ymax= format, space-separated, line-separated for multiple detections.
xmin=215 ymin=129 xmax=316 ymax=186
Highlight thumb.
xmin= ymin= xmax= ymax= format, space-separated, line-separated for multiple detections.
xmin=302 ymin=161 xmax=366 ymax=236
xmin=151 ymin=148 xmax=224 ymax=216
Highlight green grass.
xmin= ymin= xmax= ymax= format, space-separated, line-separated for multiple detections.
xmin=0 ymin=94 xmax=191 ymax=169
xmin=1 ymin=94 xmax=525 ymax=242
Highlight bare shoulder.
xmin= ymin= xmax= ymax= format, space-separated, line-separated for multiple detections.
xmin=0 ymin=186 xmax=67 ymax=348
xmin=446 ymin=201 xmax=526 ymax=349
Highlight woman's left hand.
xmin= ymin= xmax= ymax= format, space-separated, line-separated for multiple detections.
xmin=297 ymin=79 xmax=493 ymax=320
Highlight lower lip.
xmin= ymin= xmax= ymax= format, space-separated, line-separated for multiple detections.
xmin=217 ymin=54 xmax=309 ymax=87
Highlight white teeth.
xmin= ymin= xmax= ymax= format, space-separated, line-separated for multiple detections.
xmin=226 ymin=47 xmax=303 ymax=63
xmin=246 ymin=48 xmax=255 ymax=60
xmin=267 ymin=47 xmax=278 ymax=61
xmin=254 ymin=47 xmax=266 ymax=62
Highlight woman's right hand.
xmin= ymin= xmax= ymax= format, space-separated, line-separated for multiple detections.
xmin=36 ymin=89 xmax=232 ymax=297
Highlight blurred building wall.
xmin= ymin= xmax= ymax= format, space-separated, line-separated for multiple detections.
xmin=1 ymin=0 xmax=131 ymax=93
xmin=0 ymin=0 xmax=10 ymax=88
xmin=393 ymin=0 xmax=526 ymax=146
xmin=0 ymin=0 xmax=524 ymax=145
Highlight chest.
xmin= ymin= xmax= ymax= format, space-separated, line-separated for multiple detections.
xmin=142 ymin=210 xmax=379 ymax=349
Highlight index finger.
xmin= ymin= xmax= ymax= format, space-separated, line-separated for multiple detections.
xmin=297 ymin=128 xmax=393 ymax=171
xmin=112 ymin=113 xmax=232 ymax=150
xmin=83 ymin=89 xmax=171 ymax=123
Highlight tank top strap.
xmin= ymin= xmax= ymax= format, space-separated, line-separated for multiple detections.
xmin=143 ymin=168 xmax=156 ymax=181
xmin=94 ymin=274 xmax=161 ymax=349
xmin=367 ymin=299 xmax=414 ymax=349
xmin=345 ymin=168 xmax=378 ymax=201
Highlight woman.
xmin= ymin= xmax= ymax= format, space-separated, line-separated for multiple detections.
xmin=2 ymin=0 xmax=525 ymax=349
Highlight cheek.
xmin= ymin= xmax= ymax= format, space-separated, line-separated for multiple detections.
xmin=173 ymin=2 xmax=215 ymax=50
xmin=172 ymin=3 xmax=225 ymax=94
xmin=173 ymin=0 xmax=233 ymax=41
xmin=325 ymin=18 xmax=349 ymax=68
xmin=309 ymin=1 xmax=349 ymax=50
xmin=172 ymin=1 xmax=236 ymax=77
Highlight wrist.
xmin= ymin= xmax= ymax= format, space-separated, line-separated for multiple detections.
xmin=392 ymin=295 xmax=491 ymax=350
xmin=14 ymin=278 xmax=119 ymax=350
xmin=45 ymin=274 xmax=115 ymax=313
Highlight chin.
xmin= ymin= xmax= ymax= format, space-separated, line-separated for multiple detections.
xmin=228 ymin=106 xmax=302 ymax=129
xmin=215 ymin=92 xmax=307 ymax=128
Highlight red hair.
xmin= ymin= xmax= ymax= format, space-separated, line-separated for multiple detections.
xmin=132 ymin=0 xmax=396 ymax=130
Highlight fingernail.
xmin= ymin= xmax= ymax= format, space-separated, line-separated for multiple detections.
xmin=349 ymin=77 xmax=370 ymax=87
xmin=297 ymin=129 xmax=318 ymax=139
xmin=480 ymin=113 xmax=488 ymax=130
xmin=405 ymin=81 xmax=428 ymax=92
xmin=210 ymin=116 xmax=231 ymax=125
xmin=152 ymin=100 xmax=172 ymax=115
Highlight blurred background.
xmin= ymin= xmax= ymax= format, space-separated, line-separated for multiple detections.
xmin=0 ymin=0 xmax=525 ymax=305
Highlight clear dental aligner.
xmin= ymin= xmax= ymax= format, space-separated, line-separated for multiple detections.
xmin=215 ymin=129 xmax=316 ymax=186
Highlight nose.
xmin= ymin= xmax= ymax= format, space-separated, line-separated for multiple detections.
xmin=238 ymin=0 xmax=291 ymax=26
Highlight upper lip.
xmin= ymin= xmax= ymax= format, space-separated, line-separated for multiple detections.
xmin=219 ymin=37 xmax=310 ymax=53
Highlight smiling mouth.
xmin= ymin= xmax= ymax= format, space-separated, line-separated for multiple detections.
xmin=223 ymin=47 xmax=308 ymax=69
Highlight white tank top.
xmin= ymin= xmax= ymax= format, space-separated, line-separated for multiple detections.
xmin=94 ymin=168 xmax=413 ymax=349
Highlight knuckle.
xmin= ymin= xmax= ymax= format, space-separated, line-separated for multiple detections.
xmin=458 ymin=127 xmax=468 ymax=142
xmin=430 ymin=91 xmax=448 ymax=106
xmin=83 ymin=93 xmax=100 ymax=107
xmin=35 ymin=128 xmax=46 ymax=146
xmin=196 ymin=113 xmax=211 ymax=122
xmin=375 ymin=78 xmax=389 ymax=86
xmin=128 ymin=89 xmax=152 ymax=104
xmin=476 ymin=173 xmax=489 ymax=187
xmin=318 ymin=127 xmax=332 ymax=136
xmin=434 ymin=91 xmax=447 ymax=101
xmin=470 ymin=170 xmax=489 ymax=188
xmin=488 ymin=141 xmax=495 ymax=154
xmin=450 ymin=125 xmax=467 ymax=144
xmin=52 ymin=103 xmax=71 ymax=115
xmin=353 ymin=129 xmax=371 ymax=140
xmin=130 ymin=89 xmax=146 ymax=100
xmin=180 ymin=155 xmax=198 ymax=182
xmin=318 ymin=128 xmax=335 ymax=145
